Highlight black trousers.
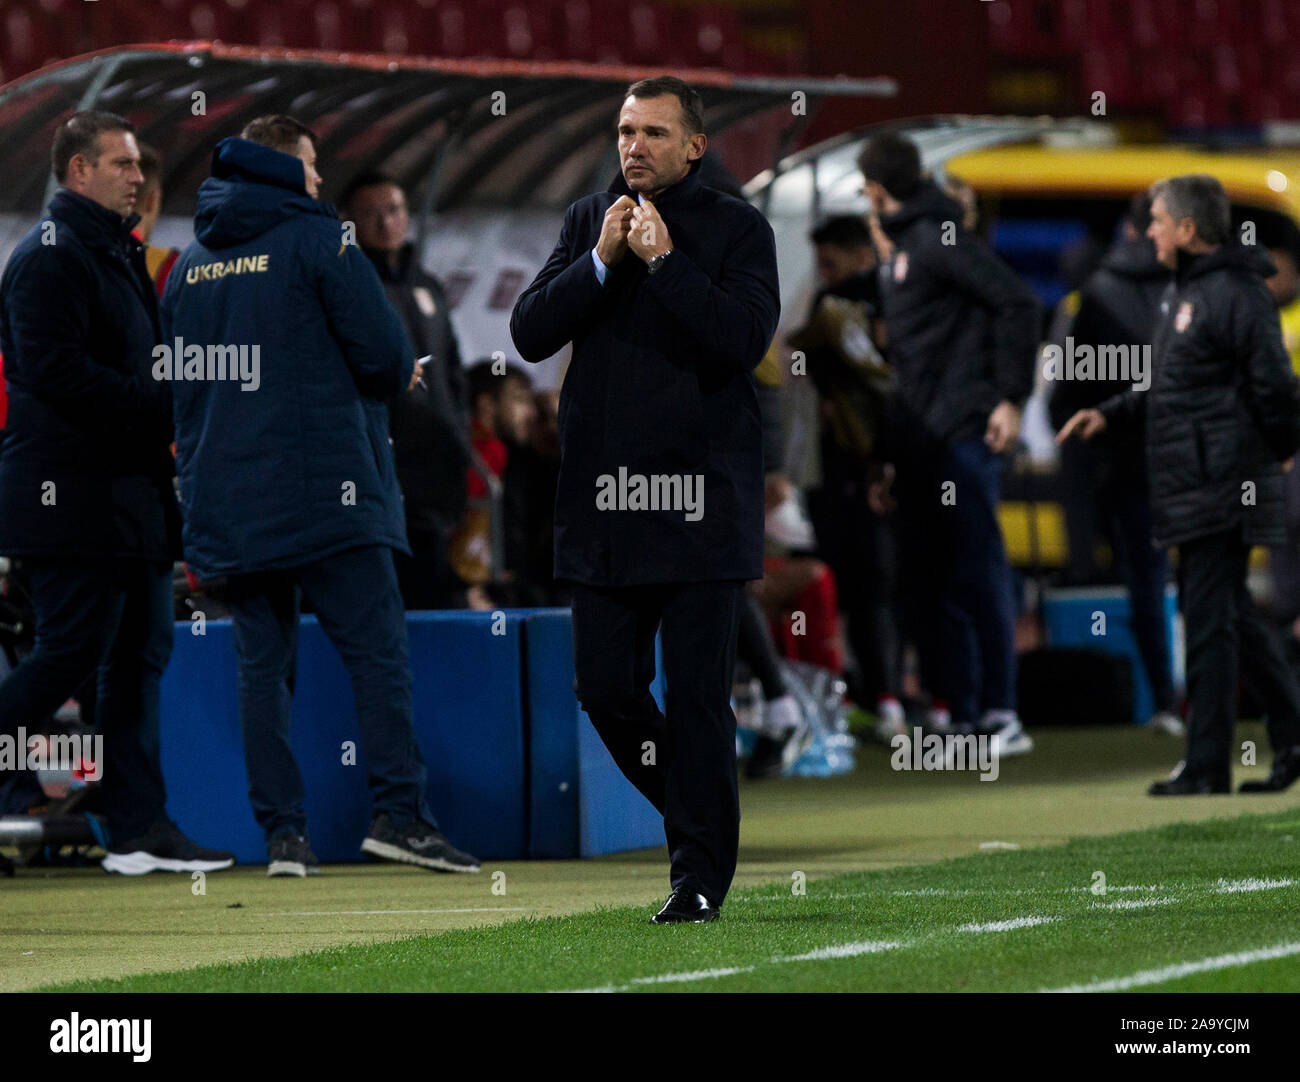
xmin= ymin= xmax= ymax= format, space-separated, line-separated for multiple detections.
xmin=807 ymin=483 xmax=901 ymax=704
xmin=570 ymin=580 xmax=743 ymax=906
xmin=1179 ymin=527 xmax=1300 ymax=775
xmin=0 ymin=558 xmax=170 ymax=842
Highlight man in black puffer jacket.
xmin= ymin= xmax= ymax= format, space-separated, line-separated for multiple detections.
xmin=859 ymin=133 xmax=1040 ymax=751
xmin=1060 ymin=174 xmax=1300 ymax=794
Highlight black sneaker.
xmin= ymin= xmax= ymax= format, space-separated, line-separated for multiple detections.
xmin=267 ymin=834 xmax=320 ymax=877
xmin=360 ymin=814 xmax=480 ymax=873
xmin=102 ymin=819 xmax=235 ymax=875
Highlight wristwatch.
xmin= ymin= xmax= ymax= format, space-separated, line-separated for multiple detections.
xmin=646 ymin=249 xmax=674 ymax=275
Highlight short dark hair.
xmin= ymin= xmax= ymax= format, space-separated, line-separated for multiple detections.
xmin=51 ymin=110 xmax=134 ymax=184
xmin=858 ymin=132 xmax=922 ymax=202
xmin=811 ymin=215 xmax=873 ymax=249
xmin=241 ymin=114 xmax=318 ymax=155
xmin=339 ymin=170 xmax=403 ymax=212
xmin=137 ymin=142 xmax=163 ymax=196
xmin=1126 ymin=191 xmax=1153 ymax=233
xmin=467 ymin=359 xmax=532 ymax=406
xmin=1150 ymin=174 xmax=1231 ymax=246
xmin=623 ymin=76 xmax=705 ymax=136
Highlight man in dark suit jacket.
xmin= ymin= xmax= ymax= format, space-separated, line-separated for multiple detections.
xmin=0 ymin=111 xmax=231 ymax=875
xmin=511 ymin=76 xmax=779 ymax=923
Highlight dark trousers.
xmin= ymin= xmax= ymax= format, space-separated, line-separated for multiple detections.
xmin=571 ymin=580 xmax=744 ymax=906
xmin=0 ymin=558 xmax=170 ymax=841
xmin=1179 ymin=527 xmax=1300 ymax=775
xmin=806 ymin=482 xmax=902 ymax=704
xmin=896 ymin=436 xmax=1017 ymax=727
xmin=1060 ymin=438 xmax=1175 ymax=712
xmin=225 ymin=544 xmax=435 ymax=841
xmin=736 ymin=589 xmax=784 ymax=701
xmin=393 ymin=527 xmax=460 ymax=610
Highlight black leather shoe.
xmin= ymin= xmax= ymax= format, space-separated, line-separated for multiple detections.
xmin=1149 ymin=761 xmax=1230 ymax=796
xmin=651 ymin=888 xmax=720 ymax=924
xmin=1240 ymin=748 xmax=1300 ymax=793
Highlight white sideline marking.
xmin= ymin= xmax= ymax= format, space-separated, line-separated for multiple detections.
xmin=979 ymin=841 xmax=1019 ymax=850
xmin=1042 ymin=942 xmax=1300 ymax=993
xmin=564 ymin=941 xmax=902 ymax=992
xmin=268 ymin=907 xmax=532 ymax=916
xmin=630 ymin=966 xmax=755 ymax=986
xmin=959 ymin=916 xmax=1056 ymax=933
xmin=776 ymin=941 xmax=901 ymax=962
xmin=1214 ymin=877 xmax=1296 ymax=894
xmin=1092 ymin=896 xmax=1176 ymax=910
xmin=889 ymin=884 xmax=1164 ymax=898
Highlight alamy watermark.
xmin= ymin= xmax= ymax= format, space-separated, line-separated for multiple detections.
xmin=890 ymin=727 xmax=1000 ymax=781
xmin=0 ymin=728 xmax=102 ymax=780
xmin=152 ymin=337 xmax=261 ymax=391
xmin=1042 ymin=337 xmax=1151 ymax=392
xmin=595 ymin=467 xmax=704 ymax=521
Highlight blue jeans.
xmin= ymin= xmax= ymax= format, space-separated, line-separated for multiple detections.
xmin=225 ymin=545 xmax=435 ymax=840
xmin=0 ymin=558 xmax=171 ymax=841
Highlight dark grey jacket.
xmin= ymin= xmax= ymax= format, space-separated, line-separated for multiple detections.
xmin=1099 ymin=244 xmax=1300 ymax=547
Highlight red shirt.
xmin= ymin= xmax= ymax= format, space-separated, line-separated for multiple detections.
xmin=467 ymin=418 xmax=506 ymax=500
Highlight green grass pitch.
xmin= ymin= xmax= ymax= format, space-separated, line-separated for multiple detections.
xmin=6 ymin=725 xmax=1300 ymax=993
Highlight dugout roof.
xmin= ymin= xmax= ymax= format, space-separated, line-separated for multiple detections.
xmin=0 ymin=41 xmax=896 ymax=217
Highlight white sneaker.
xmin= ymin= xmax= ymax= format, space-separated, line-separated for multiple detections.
xmin=1148 ymin=710 xmax=1185 ymax=737
xmin=875 ymin=698 xmax=908 ymax=742
xmin=979 ymin=710 xmax=1034 ymax=757
xmin=924 ymin=705 xmax=953 ymax=734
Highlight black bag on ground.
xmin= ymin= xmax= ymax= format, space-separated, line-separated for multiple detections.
xmin=1017 ymin=647 xmax=1134 ymax=726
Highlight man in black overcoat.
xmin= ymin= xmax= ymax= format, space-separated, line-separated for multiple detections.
xmin=511 ymin=76 xmax=780 ymax=922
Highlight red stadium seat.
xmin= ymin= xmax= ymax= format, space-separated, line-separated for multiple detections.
xmin=1261 ymin=0 xmax=1290 ymax=47
xmin=501 ymin=2 xmax=558 ymax=61
xmin=1081 ymin=0 xmax=1125 ymax=49
xmin=682 ymin=5 xmax=746 ymax=71
xmin=624 ymin=2 xmax=672 ymax=66
xmin=987 ymin=0 xmax=1078 ymax=57
xmin=556 ymin=0 xmax=596 ymax=62
xmin=581 ymin=1 xmax=630 ymax=65
xmin=1 ymin=4 xmax=55 ymax=79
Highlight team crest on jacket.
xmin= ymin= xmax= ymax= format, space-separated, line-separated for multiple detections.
xmin=893 ymin=252 xmax=909 ymax=283
xmin=413 ymin=287 xmax=436 ymax=318
xmin=1174 ymin=301 xmax=1194 ymax=333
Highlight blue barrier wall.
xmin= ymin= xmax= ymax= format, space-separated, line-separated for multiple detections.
xmin=1042 ymin=585 xmax=1181 ymax=724
xmin=524 ymin=611 xmax=664 ymax=858
xmin=159 ymin=608 xmax=662 ymax=865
